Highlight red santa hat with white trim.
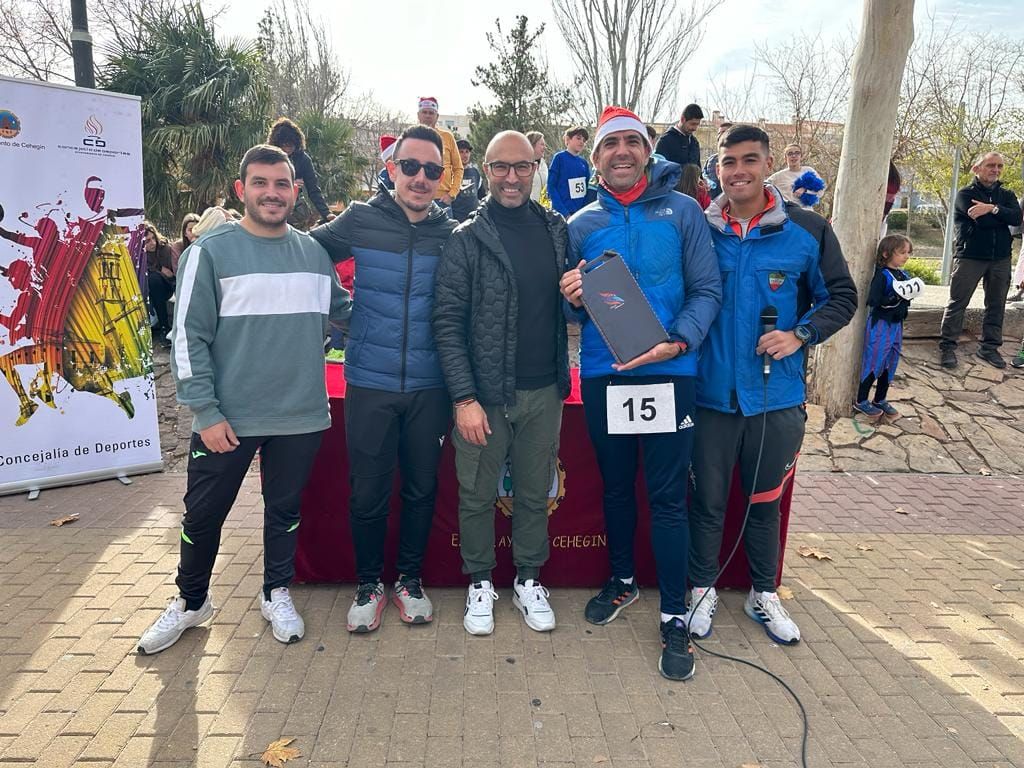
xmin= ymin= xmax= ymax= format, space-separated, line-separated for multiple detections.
xmin=418 ymin=96 xmax=439 ymax=111
xmin=593 ymin=105 xmax=653 ymax=150
xmin=379 ymin=134 xmax=397 ymax=162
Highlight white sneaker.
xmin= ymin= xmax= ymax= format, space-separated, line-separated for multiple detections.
xmin=685 ymin=586 xmax=718 ymax=639
xmin=744 ymin=589 xmax=801 ymax=644
xmin=392 ymin=576 xmax=433 ymax=624
xmin=464 ymin=581 xmax=498 ymax=636
xmin=512 ymin=579 xmax=556 ymax=632
xmin=137 ymin=595 xmax=214 ymax=655
xmin=260 ymin=587 xmax=304 ymax=644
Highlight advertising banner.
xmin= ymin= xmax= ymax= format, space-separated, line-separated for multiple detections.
xmin=0 ymin=76 xmax=161 ymax=495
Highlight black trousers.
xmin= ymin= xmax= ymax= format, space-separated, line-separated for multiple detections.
xmin=939 ymin=257 xmax=1011 ymax=352
xmin=344 ymin=385 xmax=450 ymax=584
xmin=690 ymin=406 xmax=805 ymax=594
xmin=176 ymin=430 xmax=323 ymax=609
xmin=148 ymin=270 xmax=175 ymax=331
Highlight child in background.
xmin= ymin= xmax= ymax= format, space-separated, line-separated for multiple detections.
xmin=855 ymin=234 xmax=924 ymax=417
xmin=547 ymin=126 xmax=591 ymax=219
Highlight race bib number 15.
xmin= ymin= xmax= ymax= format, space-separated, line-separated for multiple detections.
xmin=606 ymin=383 xmax=676 ymax=434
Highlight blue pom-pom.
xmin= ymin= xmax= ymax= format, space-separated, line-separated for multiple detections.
xmin=798 ymin=190 xmax=820 ymax=207
xmin=793 ymin=170 xmax=825 ymax=192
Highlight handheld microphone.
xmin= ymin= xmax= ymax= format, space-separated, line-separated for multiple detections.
xmin=760 ymin=305 xmax=778 ymax=378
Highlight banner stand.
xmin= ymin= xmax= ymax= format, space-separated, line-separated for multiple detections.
xmin=0 ymin=76 xmax=162 ymax=497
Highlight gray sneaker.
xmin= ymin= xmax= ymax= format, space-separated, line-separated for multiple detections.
xmin=940 ymin=348 xmax=957 ymax=369
xmin=137 ymin=595 xmax=214 ymax=655
xmin=260 ymin=587 xmax=304 ymax=644
xmin=392 ymin=576 xmax=433 ymax=624
xmin=347 ymin=582 xmax=386 ymax=633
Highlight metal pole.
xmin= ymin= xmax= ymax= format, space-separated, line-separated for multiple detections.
xmin=70 ymin=0 xmax=95 ymax=89
xmin=940 ymin=102 xmax=965 ymax=285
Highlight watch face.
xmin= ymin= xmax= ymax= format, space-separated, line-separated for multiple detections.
xmin=795 ymin=326 xmax=811 ymax=342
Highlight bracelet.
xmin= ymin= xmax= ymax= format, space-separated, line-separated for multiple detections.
xmin=454 ymin=398 xmax=476 ymax=409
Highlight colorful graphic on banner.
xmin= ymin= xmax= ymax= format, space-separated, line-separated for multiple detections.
xmin=0 ymin=77 xmax=160 ymax=494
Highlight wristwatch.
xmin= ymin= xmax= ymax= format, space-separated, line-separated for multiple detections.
xmin=793 ymin=325 xmax=813 ymax=344
xmin=993 ymin=206 xmax=1000 ymax=215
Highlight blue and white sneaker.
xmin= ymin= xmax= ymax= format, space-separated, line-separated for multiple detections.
xmin=874 ymin=400 xmax=899 ymax=417
xmin=685 ymin=586 xmax=718 ymax=639
xmin=744 ymin=589 xmax=800 ymax=644
xmin=853 ymin=400 xmax=882 ymax=417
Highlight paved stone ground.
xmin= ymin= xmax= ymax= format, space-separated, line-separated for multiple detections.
xmin=2 ymin=470 xmax=1023 ymax=767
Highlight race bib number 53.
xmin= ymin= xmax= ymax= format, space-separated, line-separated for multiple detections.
xmin=569 ymin=176 xmax=587 ymax=200
xmin=606 ymin=383 xmax=676 ymax=434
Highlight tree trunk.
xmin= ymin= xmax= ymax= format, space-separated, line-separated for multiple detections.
xmin=808 ymin=0 xmax=915 ymax=418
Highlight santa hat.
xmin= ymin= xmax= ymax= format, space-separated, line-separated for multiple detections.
xmin=379 ymin=134 xmax=397 ymax=162
xmin=418 ymin=96 xmax=439 ymax=111
xmin=594 ymin=106 xmax=652 ymax=150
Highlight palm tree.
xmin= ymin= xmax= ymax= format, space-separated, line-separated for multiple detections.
xmin=102 ymin=3 xmax=270 ymax=223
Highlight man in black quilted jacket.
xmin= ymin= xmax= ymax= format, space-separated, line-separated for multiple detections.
xmin=433 ymin=131 xmax=570 ymax=637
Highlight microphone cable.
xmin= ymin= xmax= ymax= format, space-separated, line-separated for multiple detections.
xmin=685 ymin=369 xmax=811 ymax=768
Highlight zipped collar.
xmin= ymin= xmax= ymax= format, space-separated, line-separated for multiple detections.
xmin=705 ymin=184 xmax=789 ymax=235
xmin=596 ymin=159 xmax=681 ymax=210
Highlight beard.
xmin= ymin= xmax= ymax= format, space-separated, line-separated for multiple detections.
xmin=245 ymin=194 xmax=293 ymax=227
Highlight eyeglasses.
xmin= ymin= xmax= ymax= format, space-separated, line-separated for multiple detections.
xmin=485 ymin=160 xmax=539 ymax=178
xmin=395 ymin=158 xmax=444 ymax=181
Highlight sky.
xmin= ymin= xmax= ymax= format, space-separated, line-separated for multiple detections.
xmin=216 ymin=0 xmax=1024 ymax=122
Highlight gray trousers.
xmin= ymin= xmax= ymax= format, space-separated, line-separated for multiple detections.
xmin=689 ymin=406 xmax=805 ymax=593
xmin=453 ymin=385 xmax=563 ymax=582
xmin=939 ymin=257 xmax=1011 ymax=352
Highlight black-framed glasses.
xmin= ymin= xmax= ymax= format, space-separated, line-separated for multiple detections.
xmin=395 ymin=158 xmax=444 ymax=181
xmin=485 ymin=160 xmax=539 ymax=178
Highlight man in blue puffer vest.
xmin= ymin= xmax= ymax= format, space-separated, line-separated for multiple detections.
xmin=686 ymin=124 xmax=856 ymax=647
xmin=559 ymin=106 xmax=722 ymax=682
xmin=311 ymin=125 xmax=457 ymax=634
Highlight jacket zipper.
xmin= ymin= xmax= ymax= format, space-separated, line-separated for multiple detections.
xmin=400 ymin=225 xmax=416 ymax=392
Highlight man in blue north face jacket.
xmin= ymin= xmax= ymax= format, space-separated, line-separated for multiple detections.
xmin=686 ymin=124 xmax=856 ymax=648
xmin=311 ymin=125 xmax=456 ymax=635
xmin=560 ymin=105 xmax=721 ymax=683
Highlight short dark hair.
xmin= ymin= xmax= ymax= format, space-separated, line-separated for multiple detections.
xmin=239 ymin=144 xmax=295 ymax=183
xmin=565 ymin=126 xmax=589 ymax=141
xmin=719 ymin=124 xmax=770 ymax=152
xmin=456 ymin=139 xmax=472 ymax=151
xmin=393 ymin=124 xmax=443 ymax=160
xmin=645 ymin=125 xmax=658 ymax=143
xmin=267 ymin=117 xmax=306 ymax=151
xmin=682 ymin=104 xmax=704 ymax=121
xmin=876 ymin=234 xmax=912 ymax=266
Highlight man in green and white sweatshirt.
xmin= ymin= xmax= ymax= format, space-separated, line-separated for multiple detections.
xmin=137 ymin=144 xmax=352 ymax=655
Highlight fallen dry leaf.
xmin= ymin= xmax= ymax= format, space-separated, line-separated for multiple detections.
xmin=946 ymin=726 xmax=958 ymax=735
xmin=993 ymin=583 xmax=1004 ymax=591
xmin=894 ymin=506 xmax=908 ymax=515
xmin=49 ymin=513 xmax=79 ymax=527
xmin=979 ymin=467 xmax=992 ymax=476
xmin=776 ymin=585 xmax=794 ymax=599
xmin=260 ymin=738 xmax=301 ymax=767
xmin=593 ymin=756 xmax=609 ymax=764
xmin=797 ymin=545 xmax=832 ymax=561
xmin=856 ymin=543 xmax=873 ymax=551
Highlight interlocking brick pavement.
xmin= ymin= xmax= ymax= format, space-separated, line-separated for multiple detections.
xmin=1 ymin=470 xmax=1023 ymax=767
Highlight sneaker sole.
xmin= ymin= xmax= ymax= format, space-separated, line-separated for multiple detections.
xmin=584 ymin=589 xmax=639 ymax=626
xmin=391 ymin=594 xmax=433 ymax=625
xmin=512 ymin=595 xmax=555 ymax=632
xmin=463 ymin=617 xmax=494 ymax=636
xmin=658 ymin=655 xmax=695 ymax=681
xmin=137 ymin=602 xmax=215 ymax=655
xmin=743 ymin=603 xmax=800 ymax=645
xmin=348 ymin=598 xmax=386 ymax=633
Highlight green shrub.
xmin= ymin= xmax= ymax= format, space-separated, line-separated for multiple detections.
xmin=887 ymin=210 xmax=907 ymax=230
xmin=903 ymin=257 xmax=940 ymax=285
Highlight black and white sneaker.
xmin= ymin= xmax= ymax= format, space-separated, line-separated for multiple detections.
xmin=659 ymin=618 xmax=695 ymax=681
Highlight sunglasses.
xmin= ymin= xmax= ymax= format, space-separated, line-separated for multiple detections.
xmin=395 ymin=158 xmax=444 ymax=181
xmin=485 ymin=160 xmax=539 ymax=178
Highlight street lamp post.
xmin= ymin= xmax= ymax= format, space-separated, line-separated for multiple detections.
xmin=70 ymin=0 xmax=95 ymax=89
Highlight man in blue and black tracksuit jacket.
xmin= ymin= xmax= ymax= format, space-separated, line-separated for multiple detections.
xmin=560 ymin=105 xmax=722 ymax=682
xmin=311 ymin=125 xmax=456 ymax=634
xmin=686 ymin=124 xmax=856 ymax=647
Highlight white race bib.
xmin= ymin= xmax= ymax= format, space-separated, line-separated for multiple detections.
xmin=568 ymin=176 xmax=587 ymax=200
xmin=606 ymin=383 xmax=676 ymax=434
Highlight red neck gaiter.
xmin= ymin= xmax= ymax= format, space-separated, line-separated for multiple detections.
xmin=601 ymin=174 xmax=648 ymax=206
